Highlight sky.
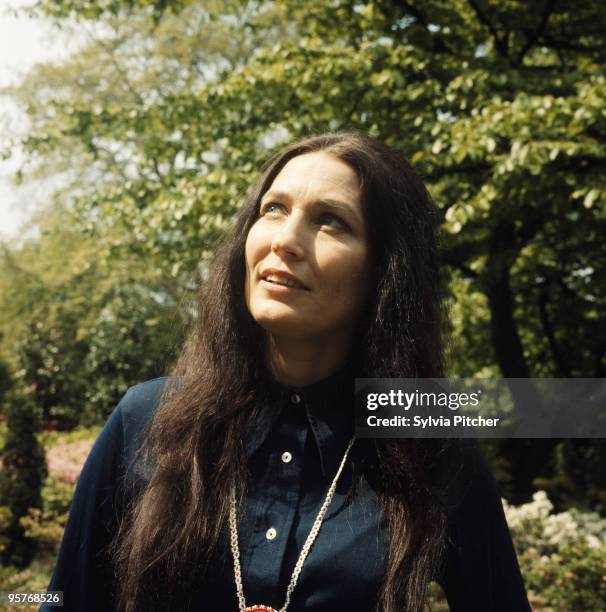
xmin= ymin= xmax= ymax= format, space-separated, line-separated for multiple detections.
xmin=0 ymin=0 xmax=80 ymax=241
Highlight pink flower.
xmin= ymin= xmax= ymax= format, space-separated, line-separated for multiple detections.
xmin=46 ymin=440 xmax=94 ymax=485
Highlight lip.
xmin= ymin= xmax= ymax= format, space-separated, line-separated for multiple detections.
xmin=259 ymin=268 xmax=310 ymax=291
xmin=260 ymin=279 xmax=309 ymax=294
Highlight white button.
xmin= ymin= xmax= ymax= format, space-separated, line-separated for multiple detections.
xmin=281 ymin=451 xmax=293 ymax=464
xmin=291 ymin=393 xmax=301 ymax=404
xmin=266 ymin=527 xmax=277 ymax=541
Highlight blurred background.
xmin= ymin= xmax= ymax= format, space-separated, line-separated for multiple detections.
xmin=0 ymin=0 xmax=605 ymax=609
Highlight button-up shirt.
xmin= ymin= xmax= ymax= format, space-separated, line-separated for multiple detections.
xmin=44 ymin=366 xmax=531 ymax=611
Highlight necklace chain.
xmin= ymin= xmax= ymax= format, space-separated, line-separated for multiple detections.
xmin=229 ymin=437 xmax=356 ymax=612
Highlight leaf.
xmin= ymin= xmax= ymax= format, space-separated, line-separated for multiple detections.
xmin=583 ymin=189 xmax=599 ymax=209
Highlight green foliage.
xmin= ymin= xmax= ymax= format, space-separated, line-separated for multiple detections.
xmin=524 ymin=542 xmax=606 ymax=612
xmin=0 ymin=359 xmax=11 ymax=404
xmin=504 ymin=491 xmax=606 ymax=610
xmin=20 ymin=478 xmax=74 ymax=556
xmin=37 ymin=425 xmax=101 ymax=449
xmin=0 ymin=428 xmax=96 ymax=592
xmin=535 ymin=440 xmax=606 ymax=513
xmin=0 ymin=557 xmax=56 ymax=597
xmin=81 ymin=284 xmax=185 ymax=424
xmin=40 ymin=477 xmax=75 ymax=515
xmin=3 ymin=0 xmax=604 ymax=508
xmin=13 ymin=319 xmax=88 ymax=429
xmin=0 ymin=205 xmax=187 ymax=427
xmin=0 ymin=505 xmax=12 ymax=556
xmin=36 ymin=0 xmax=196 ymax=20
xmin=0 ymin=389 xmax=47 ymax=567
xmin=0 ymin=359 xmax=12 ymax=456
xmin=20 ymin=508 xmax=69 ymax=558
xmin=10 ymin=0 xmax=603 ymax=378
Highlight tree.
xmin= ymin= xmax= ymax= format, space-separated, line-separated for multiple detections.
xmin=0 ymin=204 xmax=186 ymax=427
xmin=5 ymin=0 xmax=288 ymax=279
xmin=8 ymin=0 xmax=606 ymax=505
xmin=0 ymin=379 xmax=47 ymax=567
xmin=80 ymin=283 xmax=186 ymax=424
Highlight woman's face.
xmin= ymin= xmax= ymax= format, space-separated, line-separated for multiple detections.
xmin=244 ymin=151 xmax=371 ymax=343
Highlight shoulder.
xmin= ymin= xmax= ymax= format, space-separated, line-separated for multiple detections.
xmin=118 ymin=377 xmax=168 ymax=434
xmin=85 ymin=378 xmax=168 ymax=463
xmin=443 ymin=439 xmax=499 ymax=513
xmin=115 ymin=377 xmax=169 ymax=485
xmin=441 ymin=440 xmax=512 ymax=560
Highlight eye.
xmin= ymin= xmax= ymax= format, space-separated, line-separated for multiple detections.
xmin=317 ymin=212 xmax=349 ymax=231
xmin=260 ymin=202 xmax=285 ymax=216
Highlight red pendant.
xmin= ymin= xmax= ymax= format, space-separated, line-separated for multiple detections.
xmin=243 ymin=606 xmax=278 ymax=612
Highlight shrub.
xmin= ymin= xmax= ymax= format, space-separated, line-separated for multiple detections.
xmin=0 ymin=389 xmax=47 ymax=567
xmin=504 ymin=491 xmax=606 ymax=611
xmin=20 ymin=508 xmax=68 ymax=557
xmin=18 ymin=437 xmax=86 ymax=557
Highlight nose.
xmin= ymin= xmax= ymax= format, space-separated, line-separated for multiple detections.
xmin=270 ymin=212 xmax=306 ymax=259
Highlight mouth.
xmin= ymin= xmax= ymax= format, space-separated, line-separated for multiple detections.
xmin=260 ymin=271 xmax=310 ymax=291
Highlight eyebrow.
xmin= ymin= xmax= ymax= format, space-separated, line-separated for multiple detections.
xmin=261 ymin=189 xmax=363 ymax=226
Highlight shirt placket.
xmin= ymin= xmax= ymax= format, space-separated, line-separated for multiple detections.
xmin=242 ymin=392 xmax=309 ymax=607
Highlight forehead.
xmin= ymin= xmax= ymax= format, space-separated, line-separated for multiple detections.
xmin=266 ymin=151 xmax=361 ymax=203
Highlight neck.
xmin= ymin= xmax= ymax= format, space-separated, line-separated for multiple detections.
xmin=266 ymin=332 xmax=353 ymax=387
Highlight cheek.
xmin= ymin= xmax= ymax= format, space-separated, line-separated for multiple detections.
xmin=344 ymin=265 xmax=371 ymax=306
xmin=321 ymin=247 xmax=370 ymax=301
xmin=244 ymin=224 xmax=270 ymax=302
xmin=244 ymin=232 xmax=257 ymax=304
xmin=245 ymin=227 xmax=261 ymax=275
xmin=245 ymin=222 xmax=268 ymax=265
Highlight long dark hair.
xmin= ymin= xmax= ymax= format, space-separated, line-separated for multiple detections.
xmin=112 ymin=132 xmax=455 ymax=611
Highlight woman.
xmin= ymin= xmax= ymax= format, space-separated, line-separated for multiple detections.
xmin=45 ymin=132 xmax=530 ymax=611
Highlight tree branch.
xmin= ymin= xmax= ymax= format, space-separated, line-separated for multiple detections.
xmin=391 ymin=0 xmax=455 ymax=55
xmin=467 ymin=0 xmax=509 ymax=57
xmin=82 ymin=23 xmax=145 ymax=107
xmin=538 ymin=278 xmax=571 ymax=376
xmin=439 ymin=236 xmax=489 ymax=270
xmin=484 ymin=219 xmax=530 ymax=377
xmin=541 ymin=34 xmax=606 ymax=56
xmin=516 ymin=0 xmax=556 ymax=65
xmin=425 ymin=161 xmax=492 ymax=181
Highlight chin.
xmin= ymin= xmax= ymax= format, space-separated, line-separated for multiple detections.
xmin=252 ymin=309 xmax=309 ymax=337
xmin=252 ymin=297 xmax=296 ymax=319
xmin=254 ymin=313 xmax=301 ymax=332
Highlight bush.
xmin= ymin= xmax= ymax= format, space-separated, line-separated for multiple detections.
xmin=80 ymin=284 xmax=184 ymax=424
xmin=18 ymin=437 xmax=86 ymax=557
xmin=504 ymin=491 xmax=606 ymax=611
xmin=20 ymin=508 xmax=68 ymax=557
xmin=0 ymin=389 xmax=47 ymax=567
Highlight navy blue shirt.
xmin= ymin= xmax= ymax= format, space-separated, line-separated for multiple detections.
xmin=44 ymin=368 xmax=531 ymax=611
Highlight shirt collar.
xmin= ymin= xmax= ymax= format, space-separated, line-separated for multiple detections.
xmin=245 ymin=359 xmax=356 ymax=477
